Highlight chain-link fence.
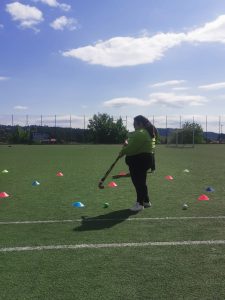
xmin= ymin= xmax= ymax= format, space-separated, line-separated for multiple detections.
xmin=1 ymin=114 xmax=225 ymax=132
xmin=0 ymin=114 xmax=225 ymax=143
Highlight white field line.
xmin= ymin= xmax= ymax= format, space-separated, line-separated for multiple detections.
xmin=1 ymin=216 xmax=225 ymax=225
xmin=1 ymin=240 xmax=225 ymax=252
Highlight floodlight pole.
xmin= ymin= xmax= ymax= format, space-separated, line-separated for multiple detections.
xmin=205 ymin=115 xmax=208 ymax=143
xmin=176 ymin=128 xmax=178 ymax=147
xmin=221 ymin=124 xmax=223 ymax=143
xmin=84 ymin=115 xmax=86 ymax=130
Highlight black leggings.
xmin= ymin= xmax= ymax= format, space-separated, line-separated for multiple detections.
xmin=125 ymin=153 xmax=153 ymax=205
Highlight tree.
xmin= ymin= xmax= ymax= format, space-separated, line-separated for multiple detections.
xmin=183 ymin=121 xmax=204 ymax=144
xmin=88 ymin=113 xmax=128 ymax=144
xmin=168 ymin=121 xmax=204 ymax=144
xmin=9 ymin=126 xmax=31 ymax=144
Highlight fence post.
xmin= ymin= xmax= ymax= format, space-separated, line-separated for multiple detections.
xmin=83 ymin=115 xmax=86 ymax=143
xmin=192 ymin=116 xmax=195 ymax=146
xmin=54 ymin=115 xmax=57 ymax=139
xmin=219 ymin=115 xmax=221 ymax=143
xmin=70 ymin=115 xmax=72 ymax=143
xmin=166 ymin=115 xmax=168 ymax=144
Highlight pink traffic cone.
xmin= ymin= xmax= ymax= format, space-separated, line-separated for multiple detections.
xmin=57 ymin=172 xmax=64 ymax=177
xmin=165 ymin=175 xmax=174 ymax=180
xmin=0 ymin=192 xmax=9 ymax=198
xmin=108 ymin=181 xmax=118 ymax=187
xmin=198 ymin=194 xmax=209 ymax=201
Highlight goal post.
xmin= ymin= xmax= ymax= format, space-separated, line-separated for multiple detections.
xmin=166 ymin=127 xmax=195 ymax=148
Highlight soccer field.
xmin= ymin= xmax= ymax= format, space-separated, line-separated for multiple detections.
xmin=1 ymin=144 xmax=225 ymax=299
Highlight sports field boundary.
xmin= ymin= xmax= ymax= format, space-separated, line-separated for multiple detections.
xmin=1 ymin=215 xmax=225 ymax=225
xmin=1 ymin=240 xmax=225 ymax=252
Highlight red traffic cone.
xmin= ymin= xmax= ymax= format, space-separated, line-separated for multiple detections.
xmin=119 ymin=171 xmax=127 ymax=176
xmin=57 ymin=172 xmax=64 ymax=177
xmin=108 ymin=181 xmax=117 ymax=187
xmin=198 ymin=194 xmax=209 ymax=201
xmin=0 ymin=192 xmax=9 ymax=198
xmin=165 ymin=175 xmax=174 ymax=180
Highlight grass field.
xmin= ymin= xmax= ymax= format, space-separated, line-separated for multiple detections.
xmin=1 ymin=144 xmax=225 ymax=299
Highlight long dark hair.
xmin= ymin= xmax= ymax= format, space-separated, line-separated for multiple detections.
xmin=134 ymin=115 xmax=157 ymax=139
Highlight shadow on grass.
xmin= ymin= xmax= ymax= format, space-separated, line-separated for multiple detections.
xmin=73 ymin=209 xmax=138 ymax=231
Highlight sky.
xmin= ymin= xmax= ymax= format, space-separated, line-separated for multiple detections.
xmin=1 ymin=0 xmax=225 ymax=129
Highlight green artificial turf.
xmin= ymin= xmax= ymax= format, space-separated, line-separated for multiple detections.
xmin=0 ymin=144 xmax=225 ymax=299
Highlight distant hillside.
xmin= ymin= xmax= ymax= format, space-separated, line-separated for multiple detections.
xmin=0 ymin=124 xmax=224 ymax=144
xmin=157 ymin=128 xmax=223 ymax=141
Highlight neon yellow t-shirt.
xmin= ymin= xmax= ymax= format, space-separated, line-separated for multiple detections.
xmin=120 ymin=129 xmax=153 ymax=156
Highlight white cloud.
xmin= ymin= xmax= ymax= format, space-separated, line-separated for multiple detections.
xmin=6 ymin=2 xmax=43 ymax=31
xmin=151 ymin=80 xmax=186 ymax=88
xmin=103 ymin=92 xmax=207 ymax=108
xmin=0 ymin=76 xmax=9 ymax=81
xmin=59 ymin=3 xmax=71 ymax=11
xmin=62 ymin=14 xmax=225 ymax=67
xmin=187 ymin=15 xmax=225 ymax=43
xmin=103 ymin=97 xmax=152 ymax=108
xmin=37 ymin=0 xmax=71 ymax=11
xmin=198 ymin=82 xmax=225 ymax=90
xmin=172 ymin=87 xmax=190 ymax=91
xmin=149 ymin=92 xmax=207 ymax=107
xmin=50 ymin=16 xmax=78 ymax=31
xmin=14 ymin=105 xmax=28 ymax=110
xmin=63 ymin=33 xmax=186 ymax=67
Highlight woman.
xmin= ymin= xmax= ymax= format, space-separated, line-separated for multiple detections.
xmin=119 ymin=115 xmax=157 ymax=211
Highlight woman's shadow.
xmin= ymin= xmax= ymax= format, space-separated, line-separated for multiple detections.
xmin=73 ymin=209 xmax=138 ymax=231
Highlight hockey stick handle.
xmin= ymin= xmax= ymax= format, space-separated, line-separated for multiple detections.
xmin=98 ymin=155 xmax=121 ymax=188
xmin=112 ymin=170 xmax=153 ymax=179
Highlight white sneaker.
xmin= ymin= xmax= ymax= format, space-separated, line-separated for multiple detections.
xmin=130 ymin=202 xmax=144 ymax=212
xmin=143 ymin=202 xmax=152 ymax=208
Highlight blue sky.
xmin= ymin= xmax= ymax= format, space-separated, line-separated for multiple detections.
xmin=1 ymin=0 xmax=225 ymax=129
